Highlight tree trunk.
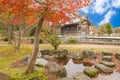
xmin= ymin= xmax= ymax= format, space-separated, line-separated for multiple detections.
xmin=8 ymin=26 xmax=13 ymax=44
xmin=25 ymin=16 xmax=44 ymax=74
xmin=16 ymin=25 xmax=22 ymax=51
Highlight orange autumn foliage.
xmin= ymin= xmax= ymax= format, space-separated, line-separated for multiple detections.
xmin=0 ymin=0 xmax=91 ymax=26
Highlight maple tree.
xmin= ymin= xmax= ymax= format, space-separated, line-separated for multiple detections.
xmin=0 ymin=0 xmax=36 ymax=50
xmin=0 ymin=0 xmax=91 ymax=73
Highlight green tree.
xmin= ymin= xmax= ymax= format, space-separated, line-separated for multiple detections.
xmin=98 ymin=23 xmax=113 ymax=36
xmin=105 ymin=23 xmax=113 ymax=36
xmin=47 ymin=35 xmax=61 ymax=50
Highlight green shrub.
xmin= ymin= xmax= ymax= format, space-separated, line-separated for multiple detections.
xmin=66 ymin=38 xmax=78 ymax=44
xmin=47 ymin=35 xmax=61 ymax=50
xmin=36 ymin=64 xmax=44 ymax=67
xmin=3 ymin=37 xmax=8 ymax=41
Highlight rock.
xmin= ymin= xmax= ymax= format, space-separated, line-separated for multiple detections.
xmin=45 ymin=62 xmax=67 ymax=77
xmin=22 ymin=55 xmax=31 ymax=64
xmin=83 ymin=67 xmax=99 ymax=77
xmin=37 ymin=52 xmax=42 ymax=58
xmin=83 ymin=50 xmax=96 ymax=59
xmin=100 ymin=61 xmax=116 ymax=67
xmin=58 ymin=77 xmax=74 ymax=80
xmin=102 ymin=52 xmax=113 ymax=56
xmin=40 ymin=50 xmax=50 ymax=55
xmin=0 ymin=72 xmax=14 ymax=80
xmin=102 ymin=56 xmax=112 ymax=61
xmin=42 ymin=55 xmax=53 ymax=60
xmin=95 ymin=63 xmax=113 ymax=74
xmin=73 ymin=72 xmax=92 ymax=80
xmin=115 ymin=53 xmax=120 ymax=60
xmin=72 ymin=55 xmax=83 ymax=61
xmin=35 ymin=58 xmax=48 ymax=67
xmin=67 ymin=52 xmax=76 ymax=58
xmin=51 ymin=49 xmax=68 ymax=58
xmin=83 ymin=58 xmax=93 ymax=66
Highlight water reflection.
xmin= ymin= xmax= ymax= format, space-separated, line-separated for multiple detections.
xmin=95 ymin=71 xmax=120 ymax=80
xmin=64 ymin=59 xmax=89 ymax=77
xmin=64 ymin=59 xmax=120 ymax=80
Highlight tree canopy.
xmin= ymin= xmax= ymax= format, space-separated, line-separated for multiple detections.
xmin=0 ymin=0 xmax=91 ymax=25
xmin=0 ymin=0 xmax=91 ymax=73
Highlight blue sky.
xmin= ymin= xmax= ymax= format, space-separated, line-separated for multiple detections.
xmin=80 ymin=0 xmax=120 ymax=28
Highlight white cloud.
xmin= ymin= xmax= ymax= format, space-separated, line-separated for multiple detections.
xmin=112 ymin=0 xmax=120 ymax=8
xmin=92 ymin=0 xmax=110 ymax=14
xmin=99 ymin=10 xmax=116 ymax=25
xmin=81 ymin=0 xmax=120 ymax=15
xmin=81 ymin=0 xmax=110 ymax=14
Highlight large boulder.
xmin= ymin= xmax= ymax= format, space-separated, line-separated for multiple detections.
xmin=100 ymin=61 xmax=116 ymax=67
xmin=83 ymin=67 xmax=99 ymax=77
xmin=102 ymin=52 xmax=113 ymax=56
xmin=73 ymin=72 xmax=92 ymax=80
xmin=115 ymin=53 xmax=120 ymax=60
xmin=45 ymin=62 xmax=67 ymax=78
xmin=40 ymin=50 xmax=50 ymax=55
xmin=72 ymin=55 xmax=83 ymax=61
xmin=83 ymin=50 xmax=96 ymax=59
xmin=35 ymin=58 xmax=48 ymax=67
xmin=42 ymin=55 xmax=53 ymax=60
xmin=102 ymin=56 xmax=112 ymax=61
xmin=95 ymin=63 xmax=113 ymax=74
xmin=0 ymin=72 xmax=14 ymax=80
xmin=58 ymin=77 xmax=74 ymax=80
xmin=51 ymin=49 xmax=68 ymax=59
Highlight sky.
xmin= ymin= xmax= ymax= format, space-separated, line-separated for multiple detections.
xmin=80 ymin=0 xmax=120 ymax=28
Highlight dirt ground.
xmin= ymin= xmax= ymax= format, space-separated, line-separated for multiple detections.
xmin=38 ymin=44 xmax=120 ymax=52
xmin=0 ymin=39 xmax=120 ymax=52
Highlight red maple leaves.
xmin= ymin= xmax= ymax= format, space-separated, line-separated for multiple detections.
xmin=0 ymin=0 xmax=91 ymax=26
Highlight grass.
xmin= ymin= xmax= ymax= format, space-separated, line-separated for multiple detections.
xmin=0 ymin=43 xmax=120 ymax=80
xmin=0 ymin=44 xmax=48 ymax=80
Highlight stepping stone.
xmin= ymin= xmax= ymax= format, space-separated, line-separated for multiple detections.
xmin=95 ymin=63 xmax=113 ymax=74
xmin=73 ymin=72 xmax=92 ymax=80
xmin=84 ymin=67 xmax=99 ymax=77
xmin=100 ymin=61 xmax=116 ymax=67
xmin=58 ymin=77 xmax=74 ymax=80
xmin=115 ymin=53 xmax=120 ymax=60
xmin=102 ymin=56 xmax=112 ymax=61
xmin=102 ymin=52 xmax=113 ymax=56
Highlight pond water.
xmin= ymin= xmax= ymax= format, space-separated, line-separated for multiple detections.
xmin=64 ymin=59 xmax=120 ymax=80
xmin=95 ymin=72 xmax=120 ymax=80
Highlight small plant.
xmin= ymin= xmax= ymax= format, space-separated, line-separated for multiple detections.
xmin=47 ymin=35 xmax=61 ymax=50
xmin=3 ymin=37 xmax=8 ymax=41
xmin=84 ymin=68 xmax=99 ymax=77
xmin=36 ymin=64 xmax=44 ymax=67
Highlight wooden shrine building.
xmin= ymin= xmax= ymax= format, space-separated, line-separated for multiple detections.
xmin=60 ymin=16 xmax=93 ymax=40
